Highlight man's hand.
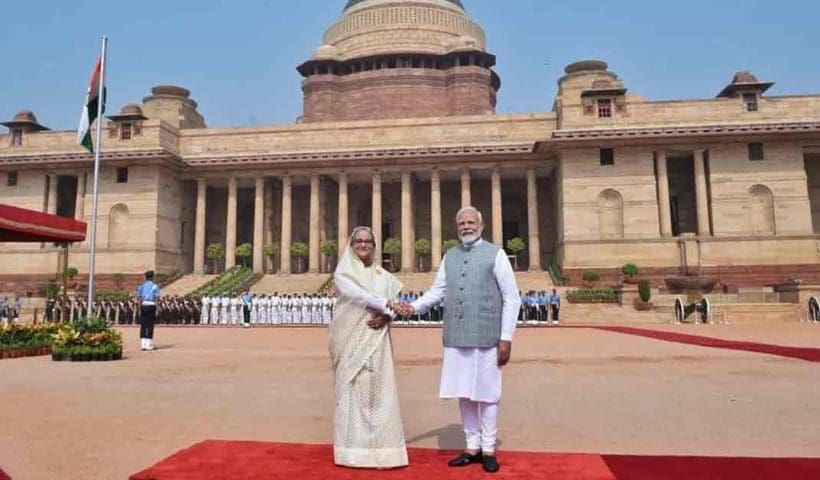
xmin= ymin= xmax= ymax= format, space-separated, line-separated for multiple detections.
xmin=388 ymin=301 xmax=414 ymax=318
xmin=367 ymin=311 xmax=390 ymax=330
xmin=497 ymin=340 xmax=512 ymax=367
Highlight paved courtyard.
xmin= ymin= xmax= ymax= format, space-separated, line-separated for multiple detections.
xmin=0 ymin=324 xmax=818 ymax=479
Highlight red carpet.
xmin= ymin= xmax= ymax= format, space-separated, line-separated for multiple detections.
xmin=129 ymin=441 xmax=820 ymax=480
xmin=0 ymin=467 xmax=10 ymax=480
xmin=595 ymin=326 xmax=820 ymax=362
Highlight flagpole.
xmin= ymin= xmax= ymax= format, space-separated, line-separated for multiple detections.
xmin=86 ymin=36 xmax=108 ymax=312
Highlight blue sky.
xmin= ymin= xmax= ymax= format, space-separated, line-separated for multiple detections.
xmin=1 ymin=0 xmax=816 ymax=130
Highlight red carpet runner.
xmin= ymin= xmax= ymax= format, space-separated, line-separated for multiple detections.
xmin=0 ymin=467 xmax=10 ymax=480
xmin=129 ymin=441 xmax=820 ymax=480
xmin=595 ymin=326 xmax=820 ymax=362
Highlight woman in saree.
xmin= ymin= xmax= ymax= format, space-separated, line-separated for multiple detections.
xmin=329 ymin=226 xmax=408 ymax=469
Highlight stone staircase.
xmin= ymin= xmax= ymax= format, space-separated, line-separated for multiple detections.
xmin=161 ymin=274 xmax=215 ymax=297
xmin=251 ymin=274 xmax=331 ymax=294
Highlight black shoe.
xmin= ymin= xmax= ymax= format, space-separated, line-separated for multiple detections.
xmin=448 ymin=451 xmax=483 ymax=467
xmin=482 ymin=455 xmax=500 ymax=473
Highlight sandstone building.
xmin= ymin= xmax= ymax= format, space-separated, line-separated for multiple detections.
xmin=1 ymin=0 xmax=819 ymax=293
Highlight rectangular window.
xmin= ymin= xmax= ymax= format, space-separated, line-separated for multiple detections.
xmin=743 ymin=93 xmax=758 ymax=112
xmin=119 ymin=123 xmax=132 ymax=140
xmin=11 ymin=130 xmax=23 ymax=146
xmin=116 ymin=167 xmax=129 ymax=183
xmin=7 ymin=171 xmax=18 ymax=187
xmin=597 ymin=99 xmax=613 ymax=118
xmin=600 ymin=148 xmax=615 ymax=166
xmin=748 ymin=142 xmax=765 ymax=161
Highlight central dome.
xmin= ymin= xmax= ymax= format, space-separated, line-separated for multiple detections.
xmin=318 ymin=0 xmax=485 ymax=61
xmin=343 ymin=0 xmax=464 ymax=10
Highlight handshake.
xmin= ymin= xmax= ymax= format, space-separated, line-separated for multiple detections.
xmin=387 ymin=300 xmax=415 ymax=318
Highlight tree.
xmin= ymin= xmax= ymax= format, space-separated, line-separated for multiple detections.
xmin=414 ymin=238 xmax=431 ymax=271
xmin=506 ymin=237 xmax=526 ymax=270
xmin=621 ymin=263 xmax=639 ymax=283
xmin=112 ymin=273 xmax=125 ymax=290
xmin=290 ymin=242 xmax=309 ymax=273
xmin=263 ymin=243 xmax=280 ymax=273
xmin=321 ymin=240 xmax=338 ymax=272
xmin=442 ymin=238 xmax=460 ymax=253
xmin=236 ymin=243 xmax=252 ymax=267
xmin=206 ymin=243 xmax=225 ymax=274
xmin=383 ymin=238 xmax=401 ymax=272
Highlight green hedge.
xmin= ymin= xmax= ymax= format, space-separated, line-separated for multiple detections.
xmin=1 ymin=323 xmax=59 ymax=351
xmin=191 ymin=267 xmax=255 ymax=297
xmin=96 ymin=290 xmax=132 ymax=302
xmin=567 ymin=287 xmax=618 ymax=303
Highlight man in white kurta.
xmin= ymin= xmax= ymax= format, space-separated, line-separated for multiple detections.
xmin=405 ymin=207 xmax=520 ymax=474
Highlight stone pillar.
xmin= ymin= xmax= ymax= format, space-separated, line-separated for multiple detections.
xmin=338 ymin=172 xmax=349 ymax=254
xmin=193 ymin=178 xmax=207 ymax=274
xmin=46 ymin=174 xmax=57 ymax=215
xmin=693 ymin=149 xmax=711 ymax=236
xmin=309 ymin=174 xmax=320 ymax=273
xmin=280 ymin=175 xmax=292 ymax=274
xmin=460 ymin=168 xmax=471 ymax=208
xmin=75 ymin=173 xmax=86 ymax=220
xmin=264 ymin=181 xmax=274 ymax=272
xmin=401 ymin=171 xmax=414 ymax=273
xmin=431 ymin=169 xmax=442 ymax=270
xmin=491 ymin=167 xmax=503 ymax=245
xmin=526 ymin=168 xmax=542 ymax=271
xmin=372 ymin=172 xmax=382 ymax=263
xmin=253 ymin=177 xmax=265 ymax=274
xmin=225 ymin=177 xmax=238 ymax=270
xmin=657 ymin=152 xmax=673 ymax=237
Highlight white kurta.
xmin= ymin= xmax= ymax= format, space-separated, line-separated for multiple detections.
xmin=412 ymin=239 xmax=520 ymax=404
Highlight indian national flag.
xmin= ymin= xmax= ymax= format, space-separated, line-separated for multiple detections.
xmin=77 ymin=58 xmax=105 ymax=153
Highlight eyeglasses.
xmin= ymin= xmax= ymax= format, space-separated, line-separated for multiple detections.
xmin=352 ymin=239 xmax=375 ymax=246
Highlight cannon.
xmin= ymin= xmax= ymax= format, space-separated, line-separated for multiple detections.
xmin=809 ymin=296 xmax=820 ymax=323
xmin=674 ymin=296 xmax=710 ymax=324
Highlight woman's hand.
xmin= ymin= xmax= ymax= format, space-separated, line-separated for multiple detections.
xmin=367 ymin=311 xmax=390 ymax=330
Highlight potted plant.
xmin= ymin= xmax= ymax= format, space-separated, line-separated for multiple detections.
xmin=634 ymin=279 xmax=653 ymax=311
xmin=621 ymin=263 xmax=639 ymax=284
xmin=383 ymin=238 xmax=401 ymax=272
xmin=442 ymin=238 xmax=460 ymax=253
xmin=321 ymin=240 xmax=338 ymax=272
xmin=506 ymin=237 xmax=526 ymax=271
xmin=64 ymin=266 xmax=79 ymax=289
xmin=206 ymin=243 xmax=225 ymax=274
xmin=414 ymin=238 xmax=431 ymax=272
xmin=582 ymin=270 xmax=600 ymax=288
xmin=264 ymin=243 xmax=280 ymax=273
xmin=236 ymin=243 xmax=252 ymax=268
xmin=290 ymin=242 xmax=309 ymax=273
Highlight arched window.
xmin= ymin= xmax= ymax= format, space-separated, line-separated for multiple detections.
xmin=598 ymin=189 xmax=624 ymax=239
xmin=748 ymin=185 xmax=775 ymax=235
xmin=109 ymin=203 xmax=130 ymax=247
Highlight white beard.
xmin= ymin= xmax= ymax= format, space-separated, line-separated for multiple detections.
xmin=458 ymin=231 xmax=481 ymax=244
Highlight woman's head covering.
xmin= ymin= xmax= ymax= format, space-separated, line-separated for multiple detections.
xmin=334 ymin=226 xmax=401 ymax=297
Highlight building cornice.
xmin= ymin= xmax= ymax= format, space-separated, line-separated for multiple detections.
xmin=0 ymin=149 xmax=184 ymax=169
xmin=539 ymin=120 xmax=820 ymax=150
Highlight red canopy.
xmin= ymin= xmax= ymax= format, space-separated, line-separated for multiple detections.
xmin=0 ymin=203 xmax=87 ymax=243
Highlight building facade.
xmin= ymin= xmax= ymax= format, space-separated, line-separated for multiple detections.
xmin=1 ymin=0 xmax=819 ymax=292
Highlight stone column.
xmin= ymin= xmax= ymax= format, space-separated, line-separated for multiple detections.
xmin=431 ymin=169 xmax=442 ymax=270
xmin=693 ymin=149 xmax=711 ymax=236
xmin=657 ymin=152 xmax=673 ymax=237
xmin=372 ymin=172 xmax=382 ymax=263
xmin=264 ymin=181 xmax=274 ymax=272
xmin=526 ymin=168 xmax=542 ymax=271
xmin=338 ymin=172 xmax=349 ymax=254
xmin=491 ymin=167 xmax=503 ymax=245
xmin=75 ymin=173 xmax=86 ymax=220
xmin=309 ymin=174 xmax=320 ymax=273
xmin=401 ymin=171 xmax=414 ymax=273
xmin=460 ymin=168 xmax=471 ymax=208
xmin=46 ymin=174 xmax=57 ymax=214
xmin=225 ymin=176 xmax=238 ymax=270
xmin=193 ymin=178 xmax=207 ymax=274
xmin=253 ymin=177 xmax=265 ymax=274
xmin=280 ymin=175 xmax=292 ymax=274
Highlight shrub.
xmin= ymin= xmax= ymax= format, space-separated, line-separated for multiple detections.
xmin=263 ymin=243 xmax=280 ymax=258
xmin=442 ymin=239 xmax=460 ymax=252
xmin=206 ymin=243 xmax=225 ymax=273
xmin=290 ymin=242 xmax=309 ymax=258
xmin=95 ymin=290 xmax=132 ymax=302
xmin=64 ymin=266 xmax=79 ymax=281
xmin=321 ymin=240 xmax=338 ymax=258
xmin=506 ymin=237 xmax=526 ymax=256
xmin=414 ymin=238 xmax=431 ymax=256
xmin=236 ymin=243 xmax=253 ymax=267
xmin=45 ymin=281 xmax=60 ymax=299
xmin=567 ymin=287 xmax=617 ymax=303
xmin=582 ymin=270 xmax=600 ymax=284
xmin=621 ymin=263 xmax=639 ymax=277
xmin=638 ymin=279 xmax=652 ymax=303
